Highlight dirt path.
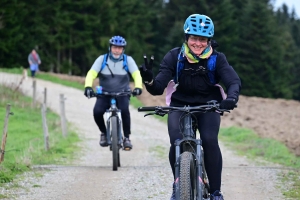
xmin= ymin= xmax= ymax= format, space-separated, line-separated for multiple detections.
xmin=0 ymin=72 xmax=285 ymax=200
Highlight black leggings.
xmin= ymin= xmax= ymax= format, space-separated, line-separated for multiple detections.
xmin=168 ymin=111 xmax=222 ymax=193
xmin=93 ymin=96 xmax=131 ymax=138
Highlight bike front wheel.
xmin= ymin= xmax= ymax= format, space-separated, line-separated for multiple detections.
xmin=179 ymin=151 xmax=197 ymax=200
xmin=111 ymin=116 xmax=119 ymax=171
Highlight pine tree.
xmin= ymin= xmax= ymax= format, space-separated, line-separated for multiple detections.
xmin=236 ymin=0 xmax=292 ymax=98
xmin=207 ymin=0 xmax=238 ymax=65
xmin=0 ymin=0 xmax=27 ymax=67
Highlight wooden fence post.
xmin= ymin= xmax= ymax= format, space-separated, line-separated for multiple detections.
xmin=32 ymin=79 xmax=36 ymax=107
xmin=59 ymin=94 xmax=67 ymax=137
xmin=41 ymin=103 xmax=49 ymax=151
xmin=0 ymin=104 xmax=13 ymax=163
xmin=43 ymin=87 xmax=47 ymax=108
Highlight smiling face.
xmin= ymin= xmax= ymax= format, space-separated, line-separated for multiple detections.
xmin=187 ymin=35 xmax=209 ymax=56
xmin=110 ymin=45 xmax=124 ymax=59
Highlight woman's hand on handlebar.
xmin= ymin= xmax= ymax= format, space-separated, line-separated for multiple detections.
xmin=219 ymin=98 xmax=236 ymax=110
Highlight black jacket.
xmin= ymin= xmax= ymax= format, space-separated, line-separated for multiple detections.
xmin=145 ymin=47 xmax=241 ymax=106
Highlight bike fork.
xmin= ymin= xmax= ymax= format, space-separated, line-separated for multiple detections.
xmin=174 ymin=140 xmax=180 ymax=200
xmin=106 ymin=119 xmax=111 ymax=145
xmin=116 ymin=111 xmax=123 ymax=148
xmin=196 ymin=140 xmax=203 ymax=200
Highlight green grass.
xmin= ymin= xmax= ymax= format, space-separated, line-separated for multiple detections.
xmin=130 ymin=95 xmax=168 ymax=122
xmin=219 ymin=126 xmax=300 ymax=199
xmin=0 ymin=67 xmax=84 ymax=90
xmin=149 ymin=145 xmax=168 ymax=159
xmin=0 ymin=194 xmax=8 ymax=199
xmin=0 ymin=67 xmax=23 ymax=74
xmin=219 ymin=127 xmax=300 ymax=167
xmin=129 ymin=94 xmax=144 ymax=108
xmin=0 ymin=84 xmax=81 ymax=186
xmin=34 ymin=73 xmax=84 ymax=90
xmin=281 ymin=171 xmax=300 ymax=198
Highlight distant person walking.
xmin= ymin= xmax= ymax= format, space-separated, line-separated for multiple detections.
xmin=28 ymin=49 xmax=41 ymax=78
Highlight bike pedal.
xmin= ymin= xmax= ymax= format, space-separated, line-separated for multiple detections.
xmin=123 ymin=147 xmax=132 ymax=151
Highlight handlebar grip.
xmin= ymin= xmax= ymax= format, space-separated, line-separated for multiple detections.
xmin=138 ymin=106 xmax=157 ymax=112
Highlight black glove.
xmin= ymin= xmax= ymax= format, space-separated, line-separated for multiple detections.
xmin=220 ymin=98 xmax=236 ymax=110
xmin=132 ymin=88 xmax=142 ymax=96
xmin=139 ymin=54 xmax=154 ymax=84
xmin=84 ymin=87 xmax=95 ymax=98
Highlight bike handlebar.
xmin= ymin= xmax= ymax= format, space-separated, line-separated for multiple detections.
xmin=138 ymin=100 xmax=235 ymax=117
xmin=92 ymin=90 xmax=133 ymax=98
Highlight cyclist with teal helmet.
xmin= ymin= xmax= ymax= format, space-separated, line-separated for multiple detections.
xmin=140 ymin=14 xmax=241 ymax=200
xmin=84 ymin=35 xmax=143 ymax=150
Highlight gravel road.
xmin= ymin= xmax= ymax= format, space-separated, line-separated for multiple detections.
xmin=0 ymin=72 xmax=286 ymax=200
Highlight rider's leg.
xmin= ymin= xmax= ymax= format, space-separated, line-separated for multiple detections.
xmin=168 ymin=111 xmax=185 ymax=199
xmin=94 ymin=96 xmax=111 ymax=146
xmin=116 ymin=95 xmax=131 ymax=138
xmin=116 ymin=95 xmax=132 ymax=150
xmin=196 ymin=112 xmax=222 ymax=194
xmin=167 ymin=111 xmax=185 ymax=179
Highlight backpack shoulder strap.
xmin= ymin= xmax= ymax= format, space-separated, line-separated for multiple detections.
xmin=123 ymin=54 xmax=129 ymax=72
xmin=174 ymin=51 xmax=185 ymax=84
xmin=100 ymin=54 xmax=109 ymax=72
xmin=100 ymin=53 xmax=115 ymax=78
xmin=207 ymin=54 xmax=218 ymax=84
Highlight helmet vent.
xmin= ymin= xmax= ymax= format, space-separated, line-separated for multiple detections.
xmin=109 ymin=36 xmax=127 ymax=47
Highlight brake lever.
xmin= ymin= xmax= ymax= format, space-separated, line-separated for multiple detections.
xmin=144 ymin=110 xmax=167 ymax=117
xmin=144 ymin=112 xmax=156 ymax=117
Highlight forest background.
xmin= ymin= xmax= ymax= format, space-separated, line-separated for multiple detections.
xmin=1 ymin=0 xmax=300 ymax=100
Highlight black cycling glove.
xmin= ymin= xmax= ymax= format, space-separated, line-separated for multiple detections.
xmin=220 ymin=98 xmax=236 ymax=110
xmin=139 ymin=54 xmax=154 ymax=84
xmin=132 ymin=88 xmax=142 ymax=96
xmin=84 ymin=87 xmax=95 ymax=98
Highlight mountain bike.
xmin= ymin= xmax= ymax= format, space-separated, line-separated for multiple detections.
xmin=93 ymin=89 xmax=132 ymax=171
xmin=138 ymin=100 xmax=232 ymax=199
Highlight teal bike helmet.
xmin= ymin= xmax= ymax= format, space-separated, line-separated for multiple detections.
xmin=183 ymin=14 xmax=214 ymax=38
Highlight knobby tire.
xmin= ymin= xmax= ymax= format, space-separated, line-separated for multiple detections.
xmin=180 ymin=151 xmax=196 ymax=200
xmin=111 ymin=116 xmax=119 ymax=171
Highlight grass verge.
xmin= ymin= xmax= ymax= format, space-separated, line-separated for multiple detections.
xmin=0 ymin=84 xmax=81 ymax=188
xmin=0 ymin=67 xmax=83 ymax=90
xmin=220 ymin=127 xmax=300 ymax=199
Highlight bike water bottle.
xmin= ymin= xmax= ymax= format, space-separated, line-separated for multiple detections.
xmin=95 ymin=86 xmax=102 ymax=94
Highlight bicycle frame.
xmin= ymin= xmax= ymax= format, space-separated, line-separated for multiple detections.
xmin=105 ymin=97 xmax=123 ymax=148
xmin=93 ymin=90 xmax=132 ymax=171
xmin=138 ymin=101 xmax=230 ymax=199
